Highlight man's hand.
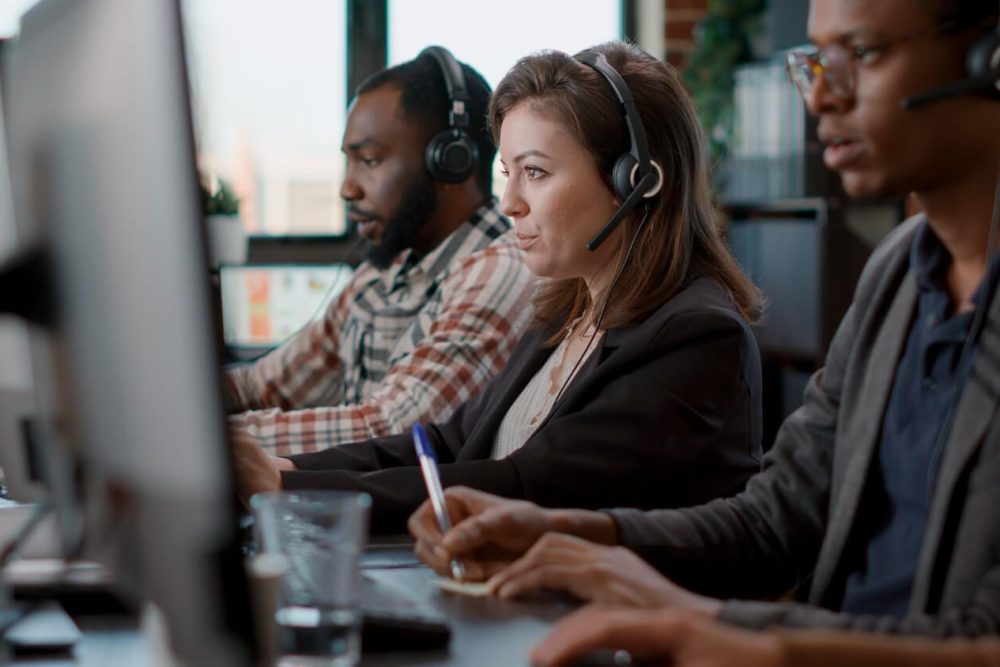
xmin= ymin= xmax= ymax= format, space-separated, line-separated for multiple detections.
xmin=229 ymin=428 xmax=295 ymax=506
xmin=487 ymin=532 xmax=722 ymax=614
xmin=408 ymin=486 xmax=555 ymax=581
xmin=531 ymin=606 xmax=783 ymax=667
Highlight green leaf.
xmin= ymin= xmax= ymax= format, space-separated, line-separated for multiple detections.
xmin=681 ymin=0 xmax=767 ymax=165
xmin=200 ymin=177 xmax=241 ymax=216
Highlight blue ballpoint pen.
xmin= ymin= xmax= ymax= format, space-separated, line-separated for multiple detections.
xmin=412 ymin=422 xmax=466 ymax=581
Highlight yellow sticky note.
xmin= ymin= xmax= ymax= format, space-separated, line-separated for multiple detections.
xmin=432 ymin=577 xmax=493 ymax=597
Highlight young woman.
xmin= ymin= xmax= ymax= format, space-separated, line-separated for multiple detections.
xmin=231 ymin=41 xmax=764 ymax=533
xmin=411 ymin=0 xmax=1000 ymax=644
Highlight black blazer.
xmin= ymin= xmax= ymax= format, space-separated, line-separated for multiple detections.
xmin=283 ymin=277 xmax=762 ymax=533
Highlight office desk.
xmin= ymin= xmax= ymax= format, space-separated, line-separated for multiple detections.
xmin=9 ymin=547 xmax=578 ymax=666
xmin=361 ymin=565 xmax=577 ymax=666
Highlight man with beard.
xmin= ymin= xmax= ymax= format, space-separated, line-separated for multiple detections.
xmin=224 ymin=48 xmax=535 ymax=456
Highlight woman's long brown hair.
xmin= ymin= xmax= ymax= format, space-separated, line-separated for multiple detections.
xmin=489 ymin=42 xmax=762 ymax=344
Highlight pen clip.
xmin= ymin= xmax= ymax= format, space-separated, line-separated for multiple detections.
xmin=412 ymin=422 xmax=435 ymax=459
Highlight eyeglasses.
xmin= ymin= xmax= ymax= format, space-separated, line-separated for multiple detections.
xmin=786 ymin=43 xmax=861 ymax=101
xmin=785 ymin=24 xmax=962 ymax=102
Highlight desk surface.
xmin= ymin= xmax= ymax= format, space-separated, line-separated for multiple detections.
xmin=9 ymin=547 xmax=577 ymax=667
xmin=360 ymin=566 xmax=576 ymax=667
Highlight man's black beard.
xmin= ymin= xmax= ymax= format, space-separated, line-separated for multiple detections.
xmin=365 ymin=172 xmax=437 ymax=269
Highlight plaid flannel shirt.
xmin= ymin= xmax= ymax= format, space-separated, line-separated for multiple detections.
xmin=224 ymin=200 xmax=535 ymax=455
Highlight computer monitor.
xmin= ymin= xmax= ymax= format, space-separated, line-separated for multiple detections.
xmin=220 ymin=263 xmax=354 ymax=350
xmin=0 ymin=34 xmax=37 ymax=503
xmin=2 ymin=0 xmax=255 ymax=664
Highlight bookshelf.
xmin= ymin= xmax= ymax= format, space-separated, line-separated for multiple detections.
xmin=719 ymin=5 xmax=905 ymax=448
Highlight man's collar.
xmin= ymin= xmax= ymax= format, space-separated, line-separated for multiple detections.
xmin=911 ymin=214 xmax=1000 ymax=308
xmin=911 ymin=215 xmax=951 ymax=294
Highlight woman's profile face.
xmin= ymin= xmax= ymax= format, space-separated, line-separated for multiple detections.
xmin=498 ymin=102 xmax=621 ymax=287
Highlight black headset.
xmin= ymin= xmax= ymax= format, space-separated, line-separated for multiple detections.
xmin=576 ymin=52 xmax=664 ymax=251
xmin=902 ymin=7 xmax=1000 ymax=109
xmin=419 ymin=46 xmax=480 ymax=184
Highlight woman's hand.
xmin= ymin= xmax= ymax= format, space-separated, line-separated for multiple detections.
xmin=488 ymin=532 xmax=722 ymax=614
xmin=229 ymin=428 xmax=294 ymax=506
xmin=408 ymin=486 xmax=556 ymax=580
xmin=531 ymin=606 xmax=783 ymax=667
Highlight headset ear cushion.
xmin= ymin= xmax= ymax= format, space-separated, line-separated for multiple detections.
xmin=425 ymin=129 xmax=478 ymax=183
xmin=967 ymin=30 xmax=1000 ymax=99
xmin=611 ymin=154 xmax=638 ymax=200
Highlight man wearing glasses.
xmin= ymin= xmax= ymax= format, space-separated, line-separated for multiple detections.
xmin=409 ymin=0 xmax=1000 ymax=650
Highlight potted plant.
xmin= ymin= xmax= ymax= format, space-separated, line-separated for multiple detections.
xmin=201 ymin=177 xmax=247 ymax=267
xmin=682 ymin=0 xmax=767 ymax=166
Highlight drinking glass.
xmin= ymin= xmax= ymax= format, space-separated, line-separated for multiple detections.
xmin=251 ymin=491 xmax=371 ymax=667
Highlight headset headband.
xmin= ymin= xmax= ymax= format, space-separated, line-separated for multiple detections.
xmin=418 ymin=46 xmax=469 ymax=130
xmin=576 ymin=51 xmax=654 ymax=179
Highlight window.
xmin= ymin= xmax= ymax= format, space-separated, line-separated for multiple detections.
xmin=388 ymin=0 xmax=622 ymax=199
xmin=182 ymin=0 xmax=349 ymax=237
xmin=0 ymin=0 xmax=39 ymax=39
xmin=181 ymin=1 xmax=622 ymax=239
xmin=388 ymin=0 xmax=621 ymax=87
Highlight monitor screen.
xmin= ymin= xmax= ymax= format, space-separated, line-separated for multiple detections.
xmin=0 ymin=21 xmax=75 ymax=528
xmin=220 ymin=264 xmax=353 ymax=349
xmin=3 ymin=0 xmax=255 ymax=663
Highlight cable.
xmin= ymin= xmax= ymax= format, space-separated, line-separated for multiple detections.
xmin=541 ymin=205 xmax=653 ymax=424
xmin=225 ymin=233 xmax=366 ymax=365
xmin=924 ymin=165 xmax=1000 ymax=496
xmin=961 ymin=163 xmax=1000 ymax=359
xmin=292 ymin=234 xmax=367 ymax=331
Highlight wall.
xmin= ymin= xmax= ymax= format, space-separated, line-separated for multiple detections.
xmin=663 ymin=0 xmax=708 ymax=67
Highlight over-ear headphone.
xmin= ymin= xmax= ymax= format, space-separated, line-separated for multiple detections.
xmin=576 ymin=52 xmax=664 ymax=251
xmin=902 ymin=7 xmax=1000 ymax=109
xmin=419 ymin=46 xmax=480 ymax=184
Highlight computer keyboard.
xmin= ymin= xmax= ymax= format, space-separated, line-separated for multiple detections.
xmin=359 ymin=573 xmax=451 ymax=652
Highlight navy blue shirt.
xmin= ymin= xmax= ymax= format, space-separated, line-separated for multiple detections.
xmin=840 ymin=221 xmax=1000 ymax=618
